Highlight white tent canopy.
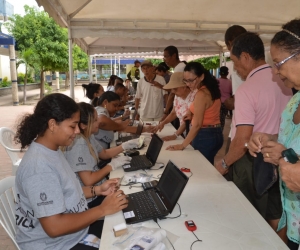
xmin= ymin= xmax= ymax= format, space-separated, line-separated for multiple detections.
xmin=36 ymin=0 xmax=300 ymax=55
xmin=35 ymin=0 xmax=300 ymax=97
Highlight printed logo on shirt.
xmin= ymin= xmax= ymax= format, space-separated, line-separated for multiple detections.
xmin=37 ymin=192 xmax=53 ymax=206
xmin=77 ymin=156 xmax=86 ymax=166
xmin=16 ymin=194 xmax=35 ymax=229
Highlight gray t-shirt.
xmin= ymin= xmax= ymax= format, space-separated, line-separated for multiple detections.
xmin=94 ymin=106 xmax=114 ymax=149
xmin=64 ymin=135 xmax=106 ymax=202
xmin=15 ymin=142 xmax=88 ymax=250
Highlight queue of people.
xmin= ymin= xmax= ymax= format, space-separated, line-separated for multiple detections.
xmin=11 ymin=18 xmax=300 ymax=250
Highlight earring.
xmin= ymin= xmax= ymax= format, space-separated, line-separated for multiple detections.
xmin=104 ymin=105 xmax=107 ymax=108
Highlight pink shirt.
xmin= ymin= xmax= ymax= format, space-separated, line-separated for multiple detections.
xmin=231 ymin=64 xmax=292 ymax=139
xmin=218 ymin=78 xmax=232 ymax=103
xmin=174 ymin=90 xmax=197 ymax=124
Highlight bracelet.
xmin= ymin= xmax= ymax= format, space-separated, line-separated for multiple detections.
xmin=91 ymin=186 xmax=96 ymax=198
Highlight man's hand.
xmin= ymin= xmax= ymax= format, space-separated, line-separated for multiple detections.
xmin=279 ymin=158 xmax=300 ymax=192
xmin=261 ymin=141 xmax=286 ymax=165
xmin=214 ymin=160 xmax=228 ymax=175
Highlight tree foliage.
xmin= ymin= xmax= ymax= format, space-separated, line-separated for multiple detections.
xmin=5 ymin=5 xmax=69 ymax=97
xmin=73 ymin=45 xmax=89 ymax=71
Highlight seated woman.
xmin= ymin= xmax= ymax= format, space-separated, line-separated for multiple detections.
xmin=82 ymin=82 xmax=104 ymax=104
xmin=93 ymin=91 xmax=153 ymax=149
xmin=14 ymin=93 xmax=128 ymax=250
xmin=107 ymin=75 xmax=117 ymax=92
xmin=166 ymin=62 xmax=223 ymax=165
xmin=152 ymin=72 xmax=196 ymax=141
xmin=64 ymin=102 xmax=138 ymax=208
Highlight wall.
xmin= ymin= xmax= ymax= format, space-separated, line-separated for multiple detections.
xmin=0 ymin=83 xmax=40 ymax=96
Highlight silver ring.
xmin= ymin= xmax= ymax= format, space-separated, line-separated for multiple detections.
xmin=245 ymin=142 xmax=248 ymax=148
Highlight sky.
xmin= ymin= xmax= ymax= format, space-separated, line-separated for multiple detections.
xmin=7 ymin=0 xmax=42 ymax=16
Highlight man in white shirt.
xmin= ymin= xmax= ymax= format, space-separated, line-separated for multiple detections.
xmin=135 ymin=60 xmax=168 ymax=121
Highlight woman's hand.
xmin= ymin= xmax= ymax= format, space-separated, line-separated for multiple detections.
xmin=161 ymin=134 xmax=177 ymax=141
xmin=279 ymin=158 xmax=300 ymax=192
xmin=261 ymin=141 xmax=286 ymax=165
xmin=166 ymin=144 xmax=184 ymax=151
xmin=96 ymin=179 xmax=119 ymax=196
xmin=144 ymin=125 xmax=155 ymax=133
xmin=123 ymin=109 xmax=130 ymax=119
xmin=247 ymin=132 xmax=273 ymax=157
xmin=151 ymin=123 xmax=164 ymax=133
xmin=98 ymin=190 xmax=128 ymax=215
xmin=183 ymin=110 xmax=192 ymax=121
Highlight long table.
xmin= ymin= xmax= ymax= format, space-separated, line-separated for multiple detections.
xmin=99 ymin=124 xmax=288 ymax=250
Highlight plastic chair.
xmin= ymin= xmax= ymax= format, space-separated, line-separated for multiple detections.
xmin=0 ymin=176 xmax=20 ymax=249
xmin=0 ymin=127 xmax=23 ymax=175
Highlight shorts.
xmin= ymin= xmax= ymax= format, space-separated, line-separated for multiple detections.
xmin=232 ymin=152 xmax=282 ymax=220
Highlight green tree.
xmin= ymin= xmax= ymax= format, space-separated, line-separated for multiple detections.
xmin=5 ymin=5 xmax=68 ymax=98
xmin=17 ymin=48 xmax=37 ymax=104
xmin=72 ymin=44 xmax=89 ymax=84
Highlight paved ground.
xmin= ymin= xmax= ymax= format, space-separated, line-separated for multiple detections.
xmin=0 ymin=83 xmax=230 ymax=249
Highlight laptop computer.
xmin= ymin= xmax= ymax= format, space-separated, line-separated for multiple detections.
xmin=118 ymin=120 xmax=144 ymax=143
xmin=122 ymin=160 xmax=189 ymax=224
xmin=122 ymin=133 xmax=163 ymax=172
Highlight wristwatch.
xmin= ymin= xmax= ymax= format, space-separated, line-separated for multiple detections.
xmin=221 ymin=159 xmax=229 ymax=169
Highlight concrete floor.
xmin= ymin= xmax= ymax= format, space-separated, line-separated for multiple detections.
xmin=0 ymin=84 xmax=231 ymax=249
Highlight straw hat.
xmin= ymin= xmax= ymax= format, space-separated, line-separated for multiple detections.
xmin=163 ymin=72 xmax=186 ymax=90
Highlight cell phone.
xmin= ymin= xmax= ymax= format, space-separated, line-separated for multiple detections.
xmin=185 ymin=220 xmax=197 ymax=231
xmin=281 ymin=148 xmax=299 ymax=164
xmin=142 ymin=180 xmax=158 ymax=190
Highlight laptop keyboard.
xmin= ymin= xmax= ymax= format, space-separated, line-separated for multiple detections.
xmin=130 ymin=191 xmax=161 ymax=220
xmin=130 ymin=155 xmax=152 ymax=170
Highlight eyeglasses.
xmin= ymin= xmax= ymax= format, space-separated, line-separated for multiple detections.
xmin=183 ymin=76 xmax=198 ymax=84
xmin=274 ymin=51 xmax=300 ymax=70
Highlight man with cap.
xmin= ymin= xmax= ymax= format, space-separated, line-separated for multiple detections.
xmin=135 ymin=60 xmax=168 ymax=121
xmin=152 ymin=72 xmax=197 ymax=140
xmin=218 ymin=66 xmax=232 ymax=131
xmin=127 ymin=60 xmax=141 ymax=91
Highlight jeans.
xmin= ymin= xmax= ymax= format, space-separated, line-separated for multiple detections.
xmin=192 ymin=127 xmax=223 ymax=165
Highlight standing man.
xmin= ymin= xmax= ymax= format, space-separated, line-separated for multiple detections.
xmin=135 ymin=60 xmax=168 ymax=121
xmin=127 ymin=60 xmax=141 ymax=91
xmin=162 ymin=46 xmax=186 ymax=127
xmin=214 ymin=32 xmax=292 ymax=236
xmin=218 ymin=66 xmax=232 ymax=131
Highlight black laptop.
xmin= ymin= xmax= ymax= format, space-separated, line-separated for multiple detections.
xmin=118 ymin=120 xmax=144 ymax=142
xmin=122 ymin=133 xmax=163 ymax=172
xmin=122 ymin=160 xmax=189 ymax=224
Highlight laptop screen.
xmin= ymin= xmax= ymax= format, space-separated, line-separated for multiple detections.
xmin=157 ymin=160 xmax=189 ymax=213
xmin=146 ymin=134 xmax=164 ymax=165
xmin=135 ymin=120 xmax=144 ymax=135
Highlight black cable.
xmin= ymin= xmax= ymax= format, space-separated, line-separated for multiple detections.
xmin=188 ymin=171 xmax=193 ymax=178
xmin=190 ymin=231 xmax=202 ymax=250
xmin=154 ymin=219 xmax=176 ymax=250
xmin=166 ymin=203 xmax=181 ymax=219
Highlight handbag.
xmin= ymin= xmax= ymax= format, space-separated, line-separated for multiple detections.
xmin=253 ymin=152 xmax=278 ymax=196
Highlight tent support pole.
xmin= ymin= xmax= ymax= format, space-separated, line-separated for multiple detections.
xmin=68 ymin=27 xmax=75 ymax=99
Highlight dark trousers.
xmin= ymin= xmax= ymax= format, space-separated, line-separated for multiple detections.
xmin=220 ymin=103 xmax=228 ymax=131
xmin=192 ymin=127 xmax=223 ymax=165
xmin=70 ymin=220 xmax=104 ymax=250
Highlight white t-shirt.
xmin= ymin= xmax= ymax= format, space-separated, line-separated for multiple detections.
xmin=174 ymin=62 xmax=186 ymax=72
xmin=136 ymin=75 xmax=167 ymax=119
xmin=15 ymin=142 xmax=88 ymax=250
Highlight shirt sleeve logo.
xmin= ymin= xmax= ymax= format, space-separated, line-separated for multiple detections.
xmin=78 ymin=157 xmax=83 ymax=162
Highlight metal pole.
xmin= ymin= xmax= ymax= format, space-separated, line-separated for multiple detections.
xmin=94 ymin=56 xmax=97 ymax=83
xmin=9 ymin=45 xmax=18 ymax=105
xmin=110 ymin=56 xmax=112 ymax=75
xmin=118 ymin=56 xmax=120 ymax=77
xmin=114 ymin=56 xmax=116 ymax=75
xmin=68 ymin=27 xmax=75 ymax=99
xmin=56 ymin=71 xmax=60 ymax=91
xmin=88 ymin=56 xmax=93 ymax=82
xmin=219 ymin=51 xmax=223 ymax=67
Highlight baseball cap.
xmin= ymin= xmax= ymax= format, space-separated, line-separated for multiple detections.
xmin=163 ymin=72 xmax=186 ymax=90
